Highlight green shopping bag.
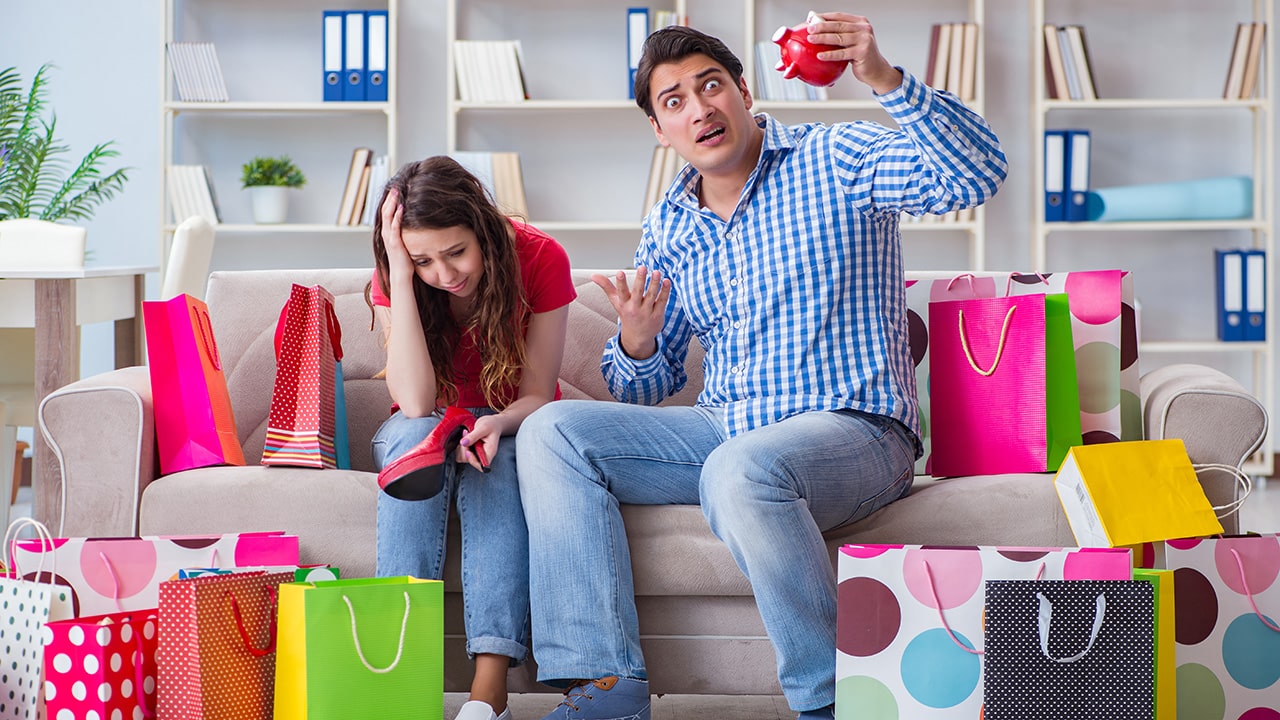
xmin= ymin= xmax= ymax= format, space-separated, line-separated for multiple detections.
xmin=274 ymin=576 xmax=443 ymax=720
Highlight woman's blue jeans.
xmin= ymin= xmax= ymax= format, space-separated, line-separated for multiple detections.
xmin=373 ymin=408 xmax=530 ymax=663
xmin=515 ymin=400 xmax=916 ymax=711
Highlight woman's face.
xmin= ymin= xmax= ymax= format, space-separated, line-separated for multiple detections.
xmin=400 ymin=225 xmax=485 ymax=299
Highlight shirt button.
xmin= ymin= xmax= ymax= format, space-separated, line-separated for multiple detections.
xmin=731 ymin=366 xmax=740 ymax=373
xmin=730 ymin=278 xmax=739 ymax=286
xmin=726 ymin=231 xmax=734 ymax=240
xmin=733 ymin=321 xmax=742 ymax=329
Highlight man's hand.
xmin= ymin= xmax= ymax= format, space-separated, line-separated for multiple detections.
xmin=805 ymin=11 xmax=902 ymax=95
xmin=591 ymin=267 xmax=671 ymax=361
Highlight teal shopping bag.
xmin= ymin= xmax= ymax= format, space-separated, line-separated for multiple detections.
xmin=275 ymin=576 xmax=443 ymax=720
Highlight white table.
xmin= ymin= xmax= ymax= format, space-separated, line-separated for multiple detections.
xmin=0 ymin=265 xmax=154 ymax=530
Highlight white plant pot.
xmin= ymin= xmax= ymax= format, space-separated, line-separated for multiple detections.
xmin=249 ymin=186 xmax=291 ymax=224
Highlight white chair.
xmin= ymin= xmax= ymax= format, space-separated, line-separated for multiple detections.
xmin=0 ymin=219 xmax=87 ymax=528
xmin=160 ymin=215 xmax=216 ymax=301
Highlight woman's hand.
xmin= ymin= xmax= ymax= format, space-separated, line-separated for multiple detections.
xmin=591 ymin=266 xmax=671 ymax=360
xmin=459 ymin=414 xmax=501 ymax=474
xmin=380 ymin=188 xmax=413 ymax=278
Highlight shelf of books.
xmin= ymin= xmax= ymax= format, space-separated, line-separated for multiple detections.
xmin=160 ymin=0 xmax=399 ymax=273
xmin=1030 ymin=0 xmax=1275 ymax=474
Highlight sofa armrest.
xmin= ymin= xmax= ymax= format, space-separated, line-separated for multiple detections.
xmin=1141 ymin=363 xmax=1268 ymax=535
xmin=38 ymin=366 xmax=154 ymax=537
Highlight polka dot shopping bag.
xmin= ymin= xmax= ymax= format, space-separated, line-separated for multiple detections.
xmin=261 ymin=284 xmax=349 ymax=469
xmin=983 ymin=579 xmax=1155 ymax=720
xmin=41 ymin=611 xmax=159 ymax=720
xmin=834 ymin=543 xmax=1133 ymax=720
xmin=2 ymin=519 xmax=74 ymax=720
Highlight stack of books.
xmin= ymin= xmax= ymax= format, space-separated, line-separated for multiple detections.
xmin=452 ymin=151 xmax=528 ymax=218
xmin=753 ymin=41 xmax=829 ymax=102
xmin=453 ymin=40 xmax=528 ymax=103
xmin=1042 ymin=25 xmax=1097 ymax=101
xmin=1223 ymin=22 xmax=1267 ymax=100
xmin=166 ymin=165 xmax=220 ymax=224
xmin=641 ymin=146 xmax=683 ymax=217
xmin=924 ymin=22 xmax=979 ymax=102
xmin=336 ymin=148 xmax=389 ymax=227
xmin=166 ymin=42 xmax=230 ymax=102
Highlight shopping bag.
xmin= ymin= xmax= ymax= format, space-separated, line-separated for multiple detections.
xmin=12 ymin=530 xmax=299 ymax=617
xmin=177 ymin=564 xmax=340 ymax=582
xmin=1054 ymin=439 xmax=1226 ymax=547
xmin=262 ymin=284 xmax=350 ymax=469
xmin=42 ymin=610 xmax=159 ymax=720
xmin=143 ymin=293 xmax=246 ymax=475
xmin=1005 ymin=270 xmax=1141 ymax=444
xmin=275 ymin=577 xmax=444 ymax=720
xmin=1133 ymin=568 xmax=1176 ymax=720
xmin=834 ymin=544 xmax=1132 ymax=719
xmin=156 ymin=570 xmax=296 ymax=720
xmin=984 ymin=579 xmax=1154 ymax=719
xmin=928 ymin=291 xmax=1082 ymax=476
xmin=1154 ymin=534 xmax=1280 ymax=718
xmin=2 ymin=519 xmax=75 ymax=720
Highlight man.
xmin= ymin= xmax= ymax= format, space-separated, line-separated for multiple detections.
xmin=516 ymin=12 xmax=1007 ymax=720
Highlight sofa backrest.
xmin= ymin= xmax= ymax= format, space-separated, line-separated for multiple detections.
xmin=204 ymin=268 xmax=705 ymax=473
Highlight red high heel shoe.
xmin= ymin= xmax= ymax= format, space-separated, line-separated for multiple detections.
xmin=378 ymin=406 xmax=490 ymax=501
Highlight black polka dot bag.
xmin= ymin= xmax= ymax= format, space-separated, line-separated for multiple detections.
xmin=983 ymin=579 xmax=1155 ymax=720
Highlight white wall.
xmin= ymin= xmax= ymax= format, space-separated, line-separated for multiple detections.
xmin=3 ymin=0 xmax=1276 ymax=413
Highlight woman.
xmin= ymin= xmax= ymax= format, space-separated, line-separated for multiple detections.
xmin=370 ymin=156 xmax=575 ymax=720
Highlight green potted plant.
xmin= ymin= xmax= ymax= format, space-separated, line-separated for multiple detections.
xmin=241 ymin=154 xmax=305 ymax=224
xmin=0 ymin=64 xmax=130 ymax=262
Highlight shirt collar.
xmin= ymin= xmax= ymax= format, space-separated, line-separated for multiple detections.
xmin=664 ymin=113 xmax=796 ymax=210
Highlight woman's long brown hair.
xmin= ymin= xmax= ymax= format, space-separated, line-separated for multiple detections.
xmin=370 ymin=156 xmax=527 ymax=409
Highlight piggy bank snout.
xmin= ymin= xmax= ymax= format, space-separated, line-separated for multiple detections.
xmin=771 ymin=23 xmax=847 ymax=88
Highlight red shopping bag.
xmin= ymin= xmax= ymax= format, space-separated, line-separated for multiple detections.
xmin=43 ymin=610 xmax=160 ymax=720
xmin=262 ymin=284 xmax=349 ymax=468
xmin=928 ymin=292 xmax=1083 ymax=476
xmin=157 ymin=570 xmax=295 ymax=720
xmin=143 ymin=293 xmax=246 ymax=475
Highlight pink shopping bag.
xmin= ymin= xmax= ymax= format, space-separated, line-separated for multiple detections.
xmin=12 ymin=531 xmax=299 ymax=617
xmin=927 ymin=292 xmax=1082 ymax=476
xmin=143 ymin=293 xmax=246 ymax=475
xmin=43 ymin=610 xmax=160 ymax=720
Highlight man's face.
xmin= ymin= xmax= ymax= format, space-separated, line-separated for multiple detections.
xmin=647 ymin=54 xmax=756 ymax=177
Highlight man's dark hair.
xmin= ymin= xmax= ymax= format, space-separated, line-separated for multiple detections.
xmin=634 ymin=25 xmax=744 ymax=119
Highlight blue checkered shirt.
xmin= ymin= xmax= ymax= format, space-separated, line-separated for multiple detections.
xmin=602 ymin=70 xmax=1007 ymax=442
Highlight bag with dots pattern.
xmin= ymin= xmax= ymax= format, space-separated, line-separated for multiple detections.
xmin=261 ymin=284 xmax=349 ymax=469
xmin=2 ymin=518 xmax=75 ymax=720
xmin=42 ymin=611 xmax=159 ymax=720
xmin=983 ymin=579 xmax=1155 ymax=720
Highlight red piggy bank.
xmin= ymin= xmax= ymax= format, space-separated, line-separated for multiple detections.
xmin=772 ymin=22 xmax=847 ymax=87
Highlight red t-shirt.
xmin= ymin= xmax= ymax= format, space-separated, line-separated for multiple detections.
xmin=371 ymin=219 xmax=577 ymax=409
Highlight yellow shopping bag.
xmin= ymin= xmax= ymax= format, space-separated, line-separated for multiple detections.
xmin=1053 ymin=438 xmax=1225 ymax=547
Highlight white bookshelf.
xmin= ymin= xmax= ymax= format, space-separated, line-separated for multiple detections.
xmin=445 ymin=0 xmax=988 ymax=269
xmin=1029 ymin=0 xmax=1275 ymax=474
xmin=160 ymin=0 xmax=399 ymax=272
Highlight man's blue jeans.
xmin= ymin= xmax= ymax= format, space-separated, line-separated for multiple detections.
xmin=515 ymin=401 xmax=916 ymax=711
xmin=373 ymin=408 xmax=530 ymax=663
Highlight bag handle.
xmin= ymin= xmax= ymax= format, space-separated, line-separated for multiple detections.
xmin=343 ymin=590 xmax=411 ymax=674
xmin=946 ymin=273 xmax=977 ymax=292
xmin=327 ymin=301 xmax=344 ymax=362
xmin=958 ymin=305 xmax=1016 ymax=376
xmin=1227 ymin=547 xmax=1280 ymax=632
xmin=1005 ymin=272 xmax=1050 ymax=297
xmin=98 ymin=551 xmax=127 ymax=613
xmin=1038 ymin=591 xmax=1106 ymax=663
xmin=4 ymin=517 xmax=57 ymax=584
xmin=1192 ymin=463 xmax=1254 ymax=518
xmin=228 ymin=587 xmax=279 ymax=657
xmin=191 ymin=305 xmax=223 ymax=371
xmin=920 ymin=559 xmax=985 ymax=655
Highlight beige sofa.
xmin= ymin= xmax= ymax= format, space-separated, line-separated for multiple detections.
xmin=39 ymin=267 xmax=1266 ymax=695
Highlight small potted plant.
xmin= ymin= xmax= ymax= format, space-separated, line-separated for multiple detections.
xmin=241 ymin=154 xmax=305 ymax=224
